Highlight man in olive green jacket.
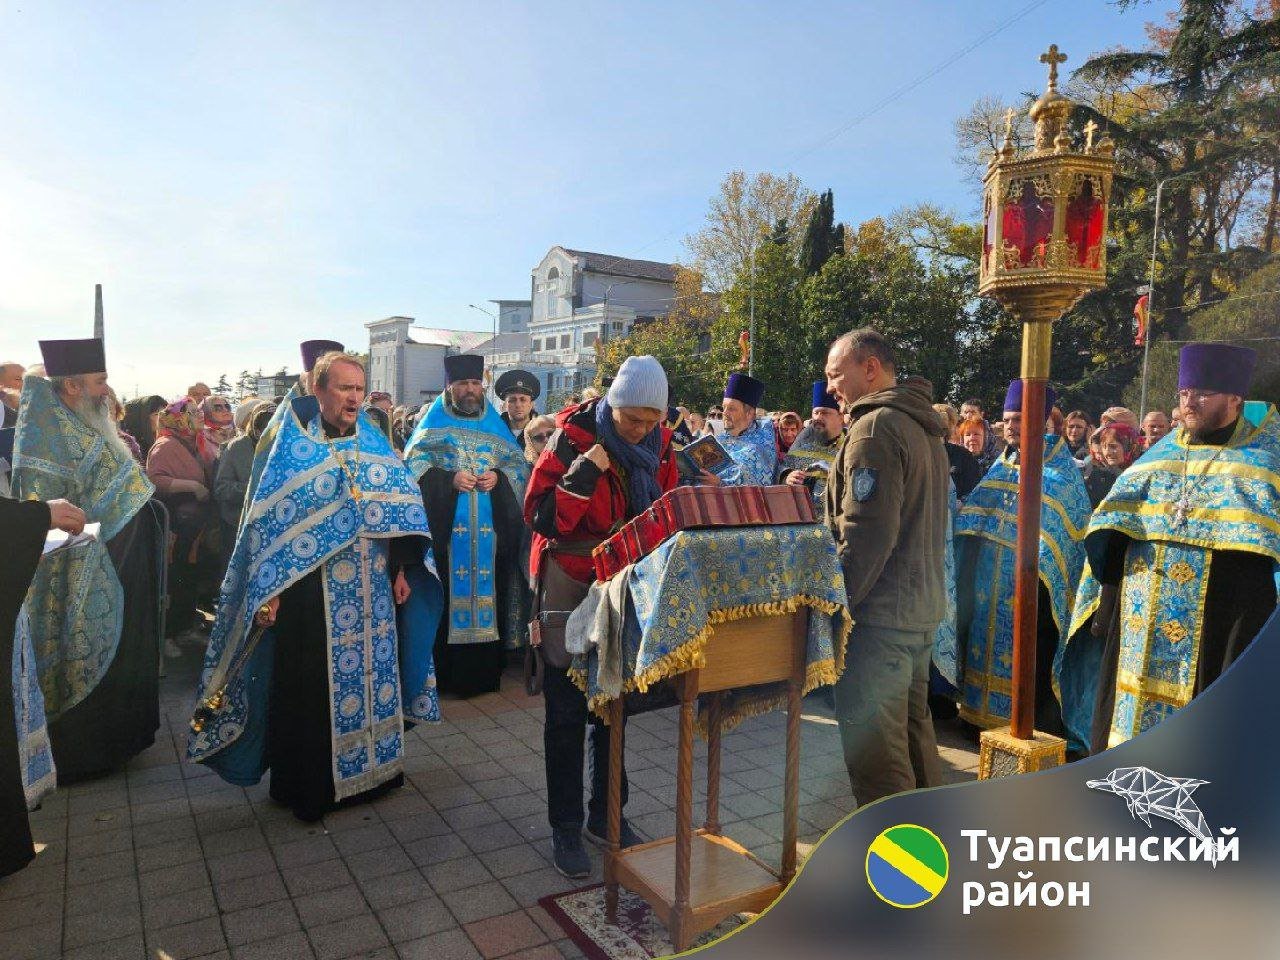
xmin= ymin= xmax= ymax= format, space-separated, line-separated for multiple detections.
xmin=824 ymin=327 xmax=948 ymax=805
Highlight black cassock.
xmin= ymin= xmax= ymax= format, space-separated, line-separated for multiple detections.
xmin=1 ymin=497 xmax=49 ymax=878
xmin=47 ymin=502 xmax=163 ymax=784
xmin=418 ymin=469 xmax=529 ymax=697
xmin=266 ymin=534 xmax=426 ymax=822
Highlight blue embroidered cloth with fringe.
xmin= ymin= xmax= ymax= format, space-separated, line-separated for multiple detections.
xmin=573 ymin=524 xmax=851 ymax=730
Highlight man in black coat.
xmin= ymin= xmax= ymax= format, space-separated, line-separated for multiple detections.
xmin=1 ymin=495 xmax=84 ymax=878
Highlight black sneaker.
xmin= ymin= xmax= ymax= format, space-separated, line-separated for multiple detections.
xmin=552 ymin=827 xmax=591 ymax=879
xmin=584 ymin=818 xmax=642 ymax=850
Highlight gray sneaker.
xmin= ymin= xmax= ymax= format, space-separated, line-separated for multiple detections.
xmin=584 ymin=818 xmax=642 ymax=850
xmin=552 ymin=828 xmax=591 ymax=879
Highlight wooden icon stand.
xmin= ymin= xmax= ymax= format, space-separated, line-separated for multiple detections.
xmin=603 ymin=610 xmax=809 ymax=953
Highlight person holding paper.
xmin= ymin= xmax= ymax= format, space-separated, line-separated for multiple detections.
xmin=2 ymin=494 xmax=83 ymax=877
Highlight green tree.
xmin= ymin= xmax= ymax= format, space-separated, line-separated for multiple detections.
xmin=1125 ymin=260 xmax=1280 ymax=412
xmin=800 ymin=189 xmax=839 ymax=276
xmin=684 ymin=171 xmax=815 ymax=291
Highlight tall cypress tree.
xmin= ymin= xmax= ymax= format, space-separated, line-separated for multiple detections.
xmin=800 ymin=189 xmax=837 ymax=275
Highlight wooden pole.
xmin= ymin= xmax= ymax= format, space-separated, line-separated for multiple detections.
xmin=1010 ymin=320 xmax=1051 ymax=740
xmin=93 ymin=284 xmax=104 ymax=342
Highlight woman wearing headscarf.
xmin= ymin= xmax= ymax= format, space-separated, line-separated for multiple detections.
xmin=213 ymin=401 xmax=271 ymax=550
xmin=122 ymin=394 xmax=168 ymax=461
xmin=1083 ymin=422 xmax=1141 ymax=507
xmin=524 ymin=355 xmax=679 ymax=881
xmin=201 ymin=395 xmax=236 ymax=455
xmin=147 ymin=398 xmax=218 ymax=652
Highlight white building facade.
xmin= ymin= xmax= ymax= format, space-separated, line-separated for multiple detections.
xmin=366 ymin=317 xmax=491 ymax=407
xmin=526 ymin=247 xmax=676 ymax=401
xmin=365 ymin=249 xmax=676 ymax=413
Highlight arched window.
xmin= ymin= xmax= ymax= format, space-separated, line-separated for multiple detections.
xmin=546 ymin=266 xmax=560 ymax=281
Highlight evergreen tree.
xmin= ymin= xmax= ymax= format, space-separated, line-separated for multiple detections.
xmin=800 ymin=189 xmax=837 ymax=276
xmin=768 ymin=218 xmax=790 ymax=246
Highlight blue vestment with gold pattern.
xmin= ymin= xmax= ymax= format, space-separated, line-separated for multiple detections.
xmin=779 ymin=423 xmax=841 ymax=515
xmin=403 ymin=396 xmax=528 ymax=647
xmin=11 ymin=609 xmax=55 ymax=808
xmin=718 ymin=418 xmax=778 ymax=487
xmin=10 ymin=376 xmax=154 ymax=718
xmin=189 ymin=409 xmax=440 ymax=800
xmin=955 ymin=436 xmax=1089 ymax=728
xmin=1057 ymin=404 xmax=1280 ymax=752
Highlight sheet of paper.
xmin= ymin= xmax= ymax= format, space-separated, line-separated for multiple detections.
xmin=43 ymin=521 xmax=101 ymax=556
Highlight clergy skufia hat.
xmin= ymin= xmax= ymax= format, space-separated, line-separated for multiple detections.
xmin=811 ymin=381 xmax=840 ymax=411
xmin=494 ymin=369 xmax=540 ymax=401
xmin=1004 ymin=379 xmax=1057 ymax=414
xmin=724 ymin=372 xmax=765 ymax=408
xmin=39 ymin=338 xmax=106 ymax=377
xmin=1179 ymin=342 xmax=1257 ymax=396
xmin=300 ymin=340 xmax=344 ymax=373
xmin=443 ymin=353 xmax=485 ymax=384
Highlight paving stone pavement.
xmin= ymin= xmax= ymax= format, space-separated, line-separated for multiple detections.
xmin=2 ymin=649 xmax=977 ymax=960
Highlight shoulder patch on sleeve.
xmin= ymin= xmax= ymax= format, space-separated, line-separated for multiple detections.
xmin=853 ymin=467 xmax=878 ymax=502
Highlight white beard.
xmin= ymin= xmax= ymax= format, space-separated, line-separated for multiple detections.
xmin=72 ymin=394 xmax=132 ymax=460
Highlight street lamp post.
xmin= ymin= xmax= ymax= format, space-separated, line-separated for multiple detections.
xmin=976 ymin=45 xmax=1115 ymax=776
xmin=747 ymin=245 xmax=756 ymax=377
xmin=467 ymin=303 xmax=499 ymax=392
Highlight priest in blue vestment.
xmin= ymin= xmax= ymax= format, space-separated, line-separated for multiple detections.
xmin=403 ymin=354 xmax=531 ymax=696
xmin=954 ymin=380 xmax=1090 ymax=737
xmin=189 ymin=351 xmax=443 ymax=822
xmin=1057 ymin=344 xmax=1280 ymax=754
xmin=12 ymin=338 xmax=164 ymax=783
xmin=714 ymin=372 xmax=778 ymax=487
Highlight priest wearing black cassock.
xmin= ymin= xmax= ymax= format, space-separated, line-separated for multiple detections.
xmin=497 ymin=368 xmax=540 ymax=447
xmin=190 ymin=352 xmax=440 ymax=822
xmin=1 ymin=495 xmax=84 ymax=878
xmin=11 ymin=339 xmax=164 ymax=783
xmin=404 ymin=354 xmax=531 ymax=696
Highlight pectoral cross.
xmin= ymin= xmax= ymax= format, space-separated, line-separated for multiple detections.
xmin=1083 ymin=119 xmax=1098 ymax=151
xmin=1040 ymin=44 xmax=1067 ymax=92
xmin=1173 ymin=496 xmax=1190 ymax=527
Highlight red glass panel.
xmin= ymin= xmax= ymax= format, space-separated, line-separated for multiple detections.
xmin=1066 ymin=176 xmax=1105 ymax=268
xmin=1000 ymin=179 xmax=1054 ymax=268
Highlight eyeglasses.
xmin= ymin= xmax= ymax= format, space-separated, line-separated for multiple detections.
xmin=529 ymin=431 xmax=553 ymax=443
xmin=210 ymin=404 xmax=230 ymax=411
xmin=1177 ymin=389 xmax=1221 ymax=404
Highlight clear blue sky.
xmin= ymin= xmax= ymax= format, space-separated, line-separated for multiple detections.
xmin=0 ymin=0 xmax=1175 ymax=398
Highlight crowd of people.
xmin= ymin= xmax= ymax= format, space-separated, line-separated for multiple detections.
xmin=1 ymin=327 xmax=1275 ymax=888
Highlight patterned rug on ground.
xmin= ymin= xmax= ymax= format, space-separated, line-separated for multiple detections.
xmin=539 ymin=883 xmax=748 ymax=960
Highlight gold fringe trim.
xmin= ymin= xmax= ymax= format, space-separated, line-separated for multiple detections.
xmin=574 ymin=594 xmax=853 ymax=734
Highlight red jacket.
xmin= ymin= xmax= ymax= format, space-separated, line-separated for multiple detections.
xmin=524 ymin=398 xmax=679 ymax=583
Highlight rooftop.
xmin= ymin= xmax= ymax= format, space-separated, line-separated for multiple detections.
xmin=562 ymin=249 xmax=679 ymax=283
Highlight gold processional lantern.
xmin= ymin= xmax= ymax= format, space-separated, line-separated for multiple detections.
xmin=975 ymin=45 xmax=1115 ymax=778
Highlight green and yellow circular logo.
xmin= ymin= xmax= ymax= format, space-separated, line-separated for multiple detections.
xmin=865 ymin=824 xmax=949 ymax=908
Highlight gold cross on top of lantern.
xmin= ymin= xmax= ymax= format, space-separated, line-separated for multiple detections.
xmin=979 ymin=44 xmax=1116 ymax=323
